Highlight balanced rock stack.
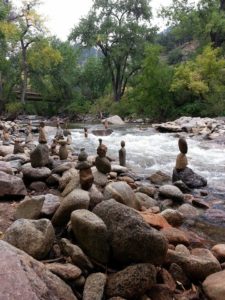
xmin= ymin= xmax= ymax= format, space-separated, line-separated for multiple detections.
xmin=173 ymin=137 xmax=207 ymax=188
xmin=30 ymin=122 xmax=50 ymax=168
xmin=119 ymin=140 xmax=126 ymax=167
xmin=13 ymin=139 xmax=24 ymax=154
xmin=55 ymin=122 xmax=64 ymax=141
xmin=76 ymin=148 xmax=94 ymax=190
xmin=2 ymin=128 xmax=10 ymax=145
xmin=95 ymin=139 xmax=111 ymax=174
xmin=58 ymin=140 xmax=68 ymax=160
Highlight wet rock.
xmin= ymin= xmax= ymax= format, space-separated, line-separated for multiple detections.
xmin=51 ymin=188 xmax=90 ymax=227
xmin=147 ymin=284 xmax=174 ymax=300
xmin=202 ymin=270 xmax=225 ymax=300
xmin=71 ymin=209 xmax=109 ymax=264
xmin=22 ymin=166 xmax=51 ymax=181
xmin=58 ymin=168 xmax=78 ymax=191
xmin=4 ymin=218 xmax=55 ymax=260
xmin=58 ymin=140 xmax=68 ymax=160
xmin=111 ymin=164 xmax=128 ymax=173
xmin=29 ymin=181 xmax=47 ymax=192
xmin=136 ymin=185 xmax=157 ymax=197
xmin=172 ymin=167 xmax=207 ymax=188
xmin=175 ymin=153 xmax=188 ymax=170
xmin=0 ymin=240 xmax=77 ymax=300
xmin=83 ymin=272 xmax=106 ymax=300
xmin=0 ymin=170 xmax=27 ymax=197
xmin=175 ymin=244 xmax=190 ymax=256
xmin=106 ymin=264 xmax=156 ymax=299
xmin=173 ymin=180 xmax=191 ymax=193
xmin=93 ymin=199 xmax=168 ymax=265
xmin=161 ymin=227 xmax=189 ymax=246
xmin=61 ymin=170 xmax=80 ymax=197
xmin=148 ymin=171 xmax=171 ymax=185
xmin=177 ymin=203 xmax=199 ymax=218
xmin=192 ymin=198 xmax=210 ymax=209
xmin=169 ymin=263 xmax=191 ymax=288
xmin=157 ymin=268 xmax=176 ymax=292
xmin=88 ymin=184 xmax=104 ymax=210
xmin=51 ymin=162 xmax=75 ymax=174
xmin=139 ymin=210 xmax=171 ymax=229
xmin=92 ymin=167 xmax=108 ymax=187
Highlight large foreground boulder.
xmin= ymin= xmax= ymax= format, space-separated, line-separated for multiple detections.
xmin=202 ymin=270 xmax=225 ymax=300
xmin=4 ymin=218 xmax=55 ymax=260
xmin=0 ymin=240 xmax=77 ymax=300
xmin=93 ymin=199 xmax=168 ymax=265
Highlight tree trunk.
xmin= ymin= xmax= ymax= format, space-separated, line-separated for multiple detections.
xmin=20 ymin=41 xmax=28 ymax=104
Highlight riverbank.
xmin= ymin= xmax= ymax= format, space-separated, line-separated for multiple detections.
xmin=0 ymin=115 xmax=225 ymax=299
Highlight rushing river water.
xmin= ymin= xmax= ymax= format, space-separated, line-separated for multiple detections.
xmin=70 ymin=123 xmax=225 ymax=191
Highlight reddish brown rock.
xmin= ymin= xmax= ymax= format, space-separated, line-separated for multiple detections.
xmin=139 ymin=210 xmax=171 ymax=230
xmin=161 ymin=227 xmax=189 ymax=246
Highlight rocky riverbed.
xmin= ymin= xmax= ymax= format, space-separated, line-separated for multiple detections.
xmin=0 ymin=115 xmax=225 ymax=300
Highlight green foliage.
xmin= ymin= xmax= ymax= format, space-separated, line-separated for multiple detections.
xmin=167 ymin=48 xmax=183 ymax=65
xmin=171 ymin=45 xmax=225 ymax=116
xmin=70 ymin=0 xmax=157 ymax=102
xmin=128 ymin=44 xmax=175 ymax=120
xmin=5 ymin=101 xmax=23 ymax=114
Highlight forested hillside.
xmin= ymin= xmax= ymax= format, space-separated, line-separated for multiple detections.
xmin=1 ymin=0 xmax=225 ymax=121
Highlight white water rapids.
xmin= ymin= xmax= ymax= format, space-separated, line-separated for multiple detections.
xmin=69 ymin=124 xmax=225 ymax=190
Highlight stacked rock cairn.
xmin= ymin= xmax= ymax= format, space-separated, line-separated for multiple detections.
xmin=175 ymin=137 xmax=188 ymax=171
xmin=95 ymin=139 xmax=111 ymax=174
xmin=119 ymin=140 xmax=126 ymax=167
xmin=76 ymin=148 xmax=94 ymax=190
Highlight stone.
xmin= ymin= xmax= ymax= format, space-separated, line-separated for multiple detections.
xmin=119 ymin=140 xmax=126 ymax=166
xmin=13 ymin=140 xmax=24 ymax=154
xmin=148 ymin=171 xmax=171 ymax=185
xmin=159 ymin=185 xmax=184 ymax=202
xmin=60 ymin=169 xmax=80 ymax=197
xmin=0 ymin=161 xmax=13 ymax=174
xmin=76 ymin=148 xmax=93 ymax=190
xmin=52 ymin=162 xmax=75 ymax=174
xmin=172 ymin=167 xmax=207 ymax=188
xmin=15 ymin=195 xmax=45 ymax=219
xmin=88 ymin=184 xmax=104 ymax=210
xmin=175 ymin=153 xmax=188 ymax=170
xmin=30 ymin=144 xmax=50 ymax=168
xmin=202 ymin=270 xmax=225 ymax=300
xmin=92 ymin=167 xmax=108 ymax=187
xmin=83 ymin=273 xmax=107 ymax=300
xmin=169 ymin=263 xmax=191 ymax=288
xmin=157 ymin=268 xmax=176 ymax=292
xmin=104 ymin=181 xmax=140 ymax=209
xmin=58 ymin=168 xmax=78 ymax=191
xmin=135 ymin=192 xmax=158 ymax=209
xmin=0 ymin=240 xmax=77 ymax=300
xmin=177 ymin=203 xmax=199 ymax=218
xmin=95 ymin=139 xmax=111 ymax=174
xmin=175 ymin=244 xmax=190 ymax=255
xmin=160 ymin=209 xmax=184 ymax=227
xmin=136 ymin=185 xmax=156 ymax=197
xmin=161 ymin=227 xmax=189 ymax=246
xmin=54 ymin=123 xmax=64 ymax=140
xmin=51 ymin=188 xmax=90 ymax=227
xmin=4 ymin=218 xmax=55 ymax=260
xmin=0 ymin=170 xmax=27 ymax=198
xmin=41 ymin=194 xmax=60 ymax=216
xmin=111 ymin=164 xmax=128 ymax=173
xmin=29 ymin=181 xmax=47 ymax=192
xmin=71 ymin=209 xmax=109 ymax=264
xmin=106 ymin=264 xmax=156 ymax=299
xmin=211 ymin=244 xmax=225 ymax=263
xmin=192 ymin=198 xmax=210 ymax=209
xmin=178 ymin=137 xmax=188 ymax=154
xmin=46 ymin=263 xmax=81 ymax=280
xmin=147 ymin=284 xmax=174 ymax=300
xmin=38 ymin=122 xmax=47 ymax=143
xmin=60 ymin=238 xmax=93 ymax=271
xmin=93 ymin=199 xmax=168 ymax=265
xmin=0 ymin=145 xmax=13 ymax=156
xmin=102 ymin=115 xmax=125 ymax=125
xmin=58 ymin=140 xmax=68 ymax=160
xmin=165 ymin=248 xmax=221 ymax=281
xmin=139 ymin=210 xmax=171 ymax=229
xmin=22 ymin=166 xmax=51 ymax=181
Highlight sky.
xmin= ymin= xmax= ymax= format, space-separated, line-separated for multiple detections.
xmin=12 ymin=0 xmax=173 ymax=41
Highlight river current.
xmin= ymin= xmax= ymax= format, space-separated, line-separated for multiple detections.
xmin=70 ymin=123 xmax=225 ymax=191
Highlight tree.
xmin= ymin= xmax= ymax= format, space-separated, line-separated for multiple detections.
xmin=171 ymin=45 xmax=225 ymax=115
xmin=129 ymin=44 xmax=175 ymax=120
xmin=69 ymin=0 xmax=156 ymax=102
xmin=10 ymin=0 xmax=47 ymax=103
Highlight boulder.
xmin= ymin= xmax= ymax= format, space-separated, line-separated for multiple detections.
xmin=106 ymin=264 xmax=156 ymax=299
xmin=93 ymin=199 xmax=168 ymax=265
xmin=92 ymin=167 xmax=108 ymax=187
xmin=211 ymin=244 xmax=225 ymax=263
xmin=148 ymin=171 xmax=171 ymax=185
xmin=0 ymin=161 xmax=13 ymax=174
xmin=172 ymin=167 xmax=207 ymax=188
xmin=4 ymin=218 xmax=55 ymax=260
xmin=102 ymin=115 xmax=125 ymax=125
xmin=104 ymin=181 xmax=140 ymax=210
xmin=0 ymin=240 xmax=77 ymax=300
xmin=135 ymin=192 xmax=158 ymax=209
xmin=160 ymin=209 xmax=184 ymax=227
xmin=41 ymin=194 xmax=60 ymax=216
xmin=30 ymin=144 xmax=49 ymax=168
xmin=161 ymin=227 xmax=189 ymax=246
xmin=51 ymin=189 xmax=90 ymax=227
xmin=71 ymin=209 xmax=109 ymax=264
xmin=22 ymin=166 xmax=51 ymax=181
xmin=46 ymin=263 xmax=81 ymax=280
xmin=0 ymin=171 xmax=27 ymax=198
xmin=0 ymin=145 xmax=13 ymax=156
xmin=159 ymin=185 xmax=184 ymax=202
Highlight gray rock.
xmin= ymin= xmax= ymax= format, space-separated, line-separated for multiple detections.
xmin=41 ymin=194 xmax=60 ymax=216
xmin=46 ymin=262 xmax=81 ymax=280
xmin=160 ymin=209 xmax=184 ymax=227
xmin=159 ymin=184 xmax=184 ymax=202
xmin=29 ymin=181 xmax=47 ymax=192
xmin=51 ymin=162 xmax=76 ymax=174
xmin=15 ymin=195 xmax=45 ymax=219
xmin=88 ymin=184 xmax=104 ymax=210
xmin=0 ymin=161 xmax=13 ymax=174
xmin=30 ymin=143 xmax=49 ymax=168
xmin=104 ymin=181 xmax=140 ymax=210
xmin=135 ymin=192 xmax=158 ymax=209
xmin=71 ymin=209 xmax=109 ymax=264
xmin=0 ymin=171 xmax=27 ymax=197
xmin=0 ymin=240 xmax=77 ymax=300
xmin=92 ymin=167 xmax=108 ymax=187
xmin=93 ymin=199 xmax=168 ymax=265
xmin=83 ymin=273 xmax=106 ymax=300
xmin=178 ymin=203 xmax=199 ymax=218
xmin=22 ymin=166 xmax=51 ymax=181
xmin=172 ymin=167 xmax=207 ymax=188
xmin=106 ymin=264 xmax=156 ymax=299
xmin=4 ymin=218 xmax=55 ymax=260
xmin=51 ymin=188 xmax=90 ymax=227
